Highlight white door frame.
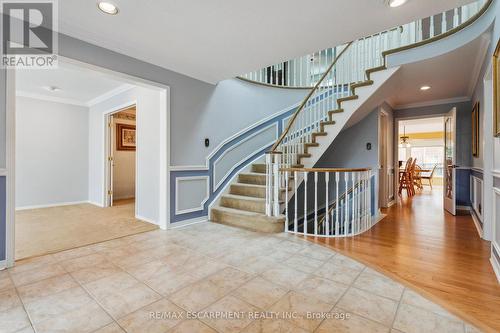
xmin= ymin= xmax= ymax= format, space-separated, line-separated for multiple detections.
xmin=394 ymin=114 xmax=446 ymax=203
xmin=379 ymin=110 xmax=389 ymax=208
xmin=103 ymin=102 xmax=137 ymax=208
xmin=482 ymin=58 xmax=494 ymax=241
xmin=443 ymin=107 xmax=457 ymax=215
xmin=5 ymin=56 xmax=171 ymax=267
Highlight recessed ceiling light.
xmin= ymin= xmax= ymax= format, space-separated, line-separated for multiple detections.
xmin=387 ymin=0 xmax=408 ymax=8
xmin=420 ymin=85 xmax=431 ymax=91
xmin=45 ymin=86 xmax=61 ymax=92
xmin=97 ymin=1 xmax=119 ymax=15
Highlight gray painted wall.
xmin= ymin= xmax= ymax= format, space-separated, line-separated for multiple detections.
xmin=59 ymin=34 xmax=306 ymax=166
xmin=316 ymin=108 xmax=380 ymax=170
xmin=16 ymin=97 xmax=89 ymax=208
xmin=0 ymin=70 xmax=5 ymax=169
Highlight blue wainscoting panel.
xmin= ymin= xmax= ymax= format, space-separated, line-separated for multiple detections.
xmin=0 ymin=177 xmax=6 ymax=261
xmin=456 ymin=168 xmax=471 ymax=207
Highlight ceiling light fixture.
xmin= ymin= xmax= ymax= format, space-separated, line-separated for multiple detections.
xmin=387 ymin=0 xmax=408 ymax=8
xmin=45 ymin=86 xmax=61 ymax=92
xmin=97 ymin=1 xmax=119 ymax=15
xmin=399 ymin=126 xmax=411 ymax=148
xmin=420 ymin=85 xmax=431 ymax=91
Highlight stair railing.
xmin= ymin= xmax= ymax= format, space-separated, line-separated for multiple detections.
xmin=281 ymin=167 xmax=373 ymax=237
xmin=240 ymin=0 xmax=488 ymax=88
xmin=265 ymin=0 xmax=489 ymax=217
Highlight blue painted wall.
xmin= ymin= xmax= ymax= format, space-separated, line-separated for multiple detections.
xmin=395 ymin=101 xmax=473 ymax=206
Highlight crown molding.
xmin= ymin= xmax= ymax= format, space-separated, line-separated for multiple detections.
xmin=394 ymin=96 xmax=471 ymax=110
xmin=16 ymin=91 xmax=88 ymax=107
xmin=86 ymin=84 xmax=135 ymax=107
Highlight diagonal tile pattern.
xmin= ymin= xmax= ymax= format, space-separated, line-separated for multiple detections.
xmin=0 ymin=222 xmax=484 ymax=332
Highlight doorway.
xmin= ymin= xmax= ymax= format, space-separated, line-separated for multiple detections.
xmin=11 ymin=59 xmax=169 ymax=261
xmin=105 ymin=105 xmax=137 ymax=208
xmin=396 ymin=116 xmax=445 ymax=205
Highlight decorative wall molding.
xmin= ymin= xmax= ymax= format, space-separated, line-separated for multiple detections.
xmin=394 ymin=96 xmax=471 ymax=110
xmin=212 ymin=123 xmax=278 ymax=192
xmin=491 ymin=242 xmax=500 ymax=284
xmin=492 ymin=169 xmax=500 ymax=178
xmin=0 ymin=169 xmax=6 ymax=177
xmin=175 ymin=176 xmax=210 ymax=215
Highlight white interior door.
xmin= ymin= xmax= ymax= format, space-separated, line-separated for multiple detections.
xmin=444 ymin=107 xmax=457 ymax=215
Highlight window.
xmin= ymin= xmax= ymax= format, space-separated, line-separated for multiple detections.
xmin=410 ymin=146 xmax=444 ymax=176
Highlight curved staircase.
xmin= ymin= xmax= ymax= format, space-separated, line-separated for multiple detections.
xmin=210 ymin=0 xmax=489 ymax=234
xmin=210 ymin=163 xmax=285 ymax=232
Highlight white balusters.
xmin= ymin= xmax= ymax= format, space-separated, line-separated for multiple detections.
xmin=303 ymin=171 xmax=308 ymax=235
xmin=294 ymin=171 xmax=298 ymax=232
xmin=314 ymin=172 xmax=318 ymax=235
xmin=325 ymin=172 xmax=330 ymax=236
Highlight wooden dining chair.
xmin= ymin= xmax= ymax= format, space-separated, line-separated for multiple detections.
xmin=398 ymin=157 xmax=413 ymax=196
xmin=413 ymin=165 xmax=423 ymax=190
xmin=421 ymin=164 xmax=437 ymax=189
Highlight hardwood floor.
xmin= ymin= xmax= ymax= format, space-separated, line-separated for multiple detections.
xmin=15 ymin=199 xmax=157 ymax=260
xmin=306 ymin=188 xmax=500 ymax=332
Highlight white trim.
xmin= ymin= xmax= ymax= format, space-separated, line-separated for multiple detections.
xmin=0 ymin=169 xmax=6 ymax=176
xmin=491 ymin=242 xmax=500 ymax=284
xmin=467 ymin=34 xmax=491 ymax=97
xmin=102 ymin=100 xmax=137 ymax=208
xmin=470 ymin=208 xmax=483 ymax=238
xmin=88 ymin=200 xmax=104 ymax=208
xmin=16 ymin=91 xmax=88 ymax=107
xmin=394 ymin=96 xmax=471 ymax=110
xmin=175 ymin=176 xmax=209 ymax=215
xmin=212 ymin=123 xmax=278 ymax=192
xmin=16 ymin=200 xmax=90 ymax=211
xmin=492 ymin=170 xmax=500 ymax=178
xmin=6 ymin=68 xmax=15 ymax=268
xmin=0 ymin=260 xmax=6 ymax=271
xmin=135 ymin=215 xmax=157 ymax=225
xmin=168 ymin=216 xmax=208 ymax=229
xmin=471 ymin=167 xmax=484 ymax=173
xmin=86 ymin=84 xmax=135 ymax=107
xmin=169 ymin=165 xmax=208 ymax=171
xmin=456 ymin=205 xmax=471 ymax=211
xmin=386 ymin=199 xmax=396 ymax=207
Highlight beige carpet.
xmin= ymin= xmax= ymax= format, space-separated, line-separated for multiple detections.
xmin=15 ymin=199 xmax=158 ymax=260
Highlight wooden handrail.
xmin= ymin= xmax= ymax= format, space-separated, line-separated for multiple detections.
xmin=382 ymin=0 xmax=493 ymax=58
xmin=270 ymin=42 xmax=353 ymax=152
xmin=280 ymin=167 xmax=371 ymax=173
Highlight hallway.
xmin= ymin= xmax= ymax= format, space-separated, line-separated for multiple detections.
xmin=308 ymin=189 xmax=500 ymax=332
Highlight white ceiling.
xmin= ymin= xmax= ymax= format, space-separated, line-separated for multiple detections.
xmin=16 ymin=61 xmax=132 ymax=106
xmin=58 ymin=0 xmax=477 ymax=83
xmin=399 ymin=117 xmax=444 ymax=133
xmin=386 ymin=35 xmax=488 ymax=108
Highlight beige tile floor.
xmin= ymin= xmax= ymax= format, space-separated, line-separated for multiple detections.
xmin=0 ymin=222 xmax=483 ymax=333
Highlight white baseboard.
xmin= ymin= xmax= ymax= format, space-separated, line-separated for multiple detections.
xmin=16 ymin=200 xmax=90 ymax=211
xmin=386 ymin=200 xmax=396 ymax=208
xmin=490 ymin=246 xmax=500 ymax=284
xmin=88 ymin=201 xmax=105 ymax=208
xmin=169 ymin=216 xmax=208 ymax=229
xmin=135 ymin=215 xmax=158 ymax=225
xmin=0 ymin=260 xmax=6 ymax=270
xmin=470 ymin=209 xmax=484 ymax=238
xmin=456 ymin=205 xmax=471 ymax=212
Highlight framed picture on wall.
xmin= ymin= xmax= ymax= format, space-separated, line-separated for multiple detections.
xmin=494 ymin=37 xmax=500 ymax=136
xmin=116 ymin=123 xmax=136 ymax=151
xmin=472 ymin=101 xmax=479 ymax=157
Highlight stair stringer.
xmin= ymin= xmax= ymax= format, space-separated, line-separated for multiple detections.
xmin=301 ymin=66 xmax=400 ymax=168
